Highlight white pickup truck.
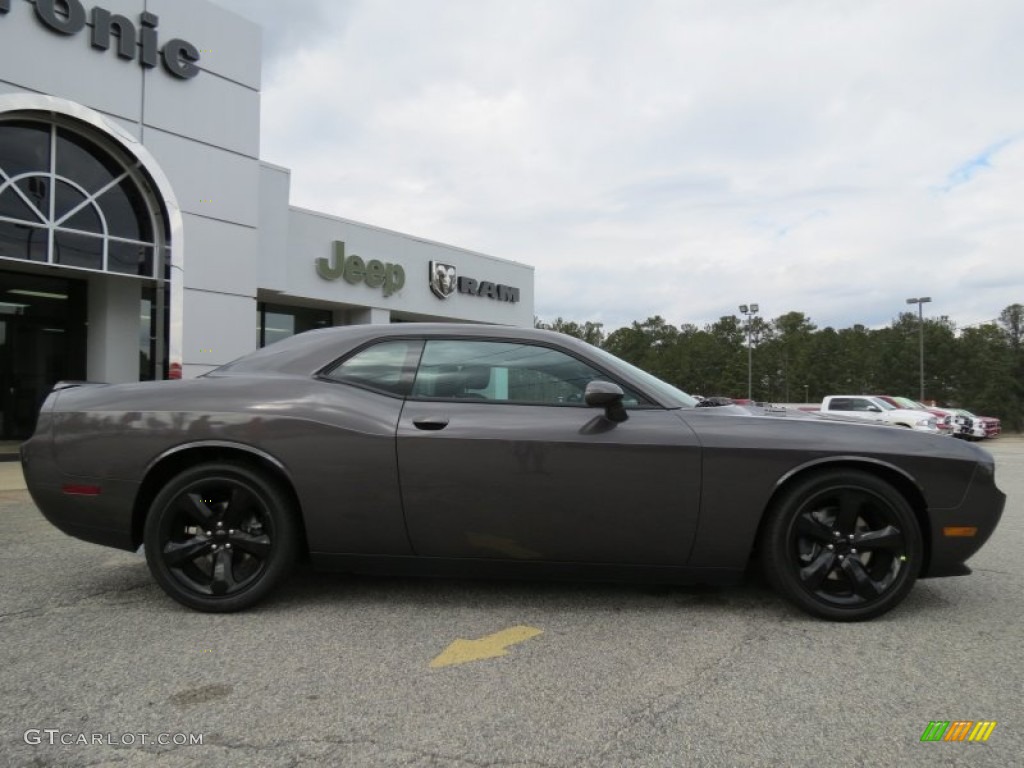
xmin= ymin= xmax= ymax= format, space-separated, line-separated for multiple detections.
xmin=818 ymin=395 xmax=940 ymax=433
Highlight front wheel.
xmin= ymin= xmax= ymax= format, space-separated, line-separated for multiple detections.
xmin=144 ymin=462 xmax=298 ymax=612
xmin=761 ymin=470 xmax=922 ymax=621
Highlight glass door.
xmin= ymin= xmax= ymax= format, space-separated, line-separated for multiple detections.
xmin=0 ymin=271 xmax=86 ymax=440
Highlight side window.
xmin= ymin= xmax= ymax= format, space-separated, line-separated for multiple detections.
xmin=321 ymin=339 xmax=423 ymax=396
xmin=411 ymin=340 xmax=645 ymax=406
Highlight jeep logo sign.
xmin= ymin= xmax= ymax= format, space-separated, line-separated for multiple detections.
xmin=4 ymin=0 xmax=201 ymax=79
xmin=316 ymin=241 xmax=406 ymax=298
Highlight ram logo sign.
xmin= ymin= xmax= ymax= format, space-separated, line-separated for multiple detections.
xmin=429 ymin=261 xmax=457 ymax=299
xmin=428 ymin=261 xmax=519 ymax=304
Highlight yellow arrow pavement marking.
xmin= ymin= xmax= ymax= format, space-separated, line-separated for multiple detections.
xmin=429 ymin=625 xmax=543 ymax=669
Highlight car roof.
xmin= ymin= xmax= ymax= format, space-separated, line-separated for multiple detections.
xmin=210 ymin=323 xmax=593 ymax=377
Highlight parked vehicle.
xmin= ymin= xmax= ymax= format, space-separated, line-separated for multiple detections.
xmin=948 ymin=408 xmax=1002 ymax=441
xmin=874 ymin=395 xmax=954 ymax=435
xmin=970 ymin=411 xmax=1001 ymax=439
xmin=818 ymin=396 xmax=939 ymax=433
xmin=22 ymin=324 xmax=1003 ymax=621
xmin=695 ymin=396 xmax=736 ymax=407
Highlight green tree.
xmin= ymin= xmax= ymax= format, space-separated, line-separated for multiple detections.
xmin=996 ymin=304 xmax=1024 ymax=430
xmin=954 ymin=323 xmax=1017 ymax=427
xmin=835 ymin=324 xmax=876 ymax=394
xmin=604 ymin=316 xmax=679 ymax=382
xmin=535 ymin=316 xmax=605 ymax=346
xmin=531 ymin=302 xmax=1022 ymax=430
xmin=764 ymin=311 xmax=816 ymax=401
xmin=922 ymin=316 xmax=959 ymax=405
xmin=701 ymin=315 xmax=747 ymax=397
xmin=806 ymin=327 xmax=842 ymax=402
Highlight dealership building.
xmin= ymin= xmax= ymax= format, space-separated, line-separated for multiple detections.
xmin=0 ymin=0 xmax=535 ymax=439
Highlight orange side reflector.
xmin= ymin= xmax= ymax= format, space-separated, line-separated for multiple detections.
xmin=943 ymin=526 xmax=978 ymax=537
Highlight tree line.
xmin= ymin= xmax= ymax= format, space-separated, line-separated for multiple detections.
xmin=536 ymin=303 xmax=1024 ymax=431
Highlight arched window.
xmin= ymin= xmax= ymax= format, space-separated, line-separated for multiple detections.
xmin=0 ymin=119 xmax=168 ymax=277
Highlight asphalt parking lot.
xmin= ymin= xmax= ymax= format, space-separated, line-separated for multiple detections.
xmin=1 ymin=439 xmax=1022 ymax=768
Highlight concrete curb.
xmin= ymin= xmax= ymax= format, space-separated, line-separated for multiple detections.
xmin=0 ymin=462 xmax=25 ymax=492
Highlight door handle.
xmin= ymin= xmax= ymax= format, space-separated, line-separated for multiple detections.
xmin=413 ymin=417 xmax=449 ymax=431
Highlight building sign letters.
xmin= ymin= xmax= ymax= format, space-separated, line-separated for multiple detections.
xmin=3 ymin=0 xmax=201 ymax=79
xmin=315 ymin=243 xmax=519 ymax=304
xmin=429 ymin=260 xmax=519 ymax=303
xmin=317 ymin=241 xmax=406 ymax=298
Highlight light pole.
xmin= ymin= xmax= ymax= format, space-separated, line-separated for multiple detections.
xmin=906 ymin=296 xmax=932 ymax=402
xmin=739 ymin=303 xmax=759 ymax=401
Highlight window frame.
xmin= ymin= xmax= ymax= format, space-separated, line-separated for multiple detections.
xmin=0 ymin=118 xmax=165 ymax=279
xmin=316 ymin=334 xmax=657 ymax=409
xmin=317 ymin=338 xmax=425 ymax=399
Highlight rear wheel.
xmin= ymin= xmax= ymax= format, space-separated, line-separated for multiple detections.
xmin=761 ymin=470 xmax=922 ymax=621
xmin=144 ymin=462 xmax=298 ymax=612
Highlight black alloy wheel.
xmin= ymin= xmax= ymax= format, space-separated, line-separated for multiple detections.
xmin=761 ymin=470 xmax=922 ymax=621
xmin=144 ymin=462 xmax=298 ymax=612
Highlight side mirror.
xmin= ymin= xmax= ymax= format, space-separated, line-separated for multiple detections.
xmin=585 ymin=380 xmax=628 ymax=423
xmin=867 ymin=405 xmax=882 ymax=413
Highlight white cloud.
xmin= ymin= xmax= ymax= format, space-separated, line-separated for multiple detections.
xmin=215 ymin=0 xmax=1024 ymax=331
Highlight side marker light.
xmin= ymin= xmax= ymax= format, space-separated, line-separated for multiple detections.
xmin=62 ymin=484 xmax=102 ymax=496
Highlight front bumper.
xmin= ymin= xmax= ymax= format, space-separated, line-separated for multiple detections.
xmin=922 ymin=464 xmax=1006 ymax=578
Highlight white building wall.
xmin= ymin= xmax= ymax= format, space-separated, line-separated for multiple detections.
xmin=182 ymin=290 xmax=257 ymax=377
xmin=282 ymin=209 xmax=535 ymax=327
xmin=1 ymin=0 xmax=537 ymax=389
xmin=257 ymin=163 xmax=291 ymax=292
xmin=137 ymin=0 xmax=263 ymax=377
xmin=148 ymin=0 xmax=263 ymax=90
xmin=0 ymin=0 xmax=265 ymax=379
xmin=0 ymin=0 xmax=146 ymax=123
xmin=142 ymin=129 xmax=260 ymax=227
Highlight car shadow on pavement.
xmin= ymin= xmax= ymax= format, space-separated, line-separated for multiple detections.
xmin=255 ymin=561 xmax=791 ymax=619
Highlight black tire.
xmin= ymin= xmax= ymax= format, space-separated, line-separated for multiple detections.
xmin=144 ymin=462 xmax=298 ymax=612
xmin=761 ymin=470 xmax=922 ymax=621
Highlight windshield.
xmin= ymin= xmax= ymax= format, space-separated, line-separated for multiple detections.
xmin=872 ymin=398 xmax=896 ymax=411
xmin=894 ymin=396 xmax=920 ymax=409
xmin=586 ymin=346 xmax=699 ymax=408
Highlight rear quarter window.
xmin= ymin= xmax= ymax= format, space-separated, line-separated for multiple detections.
xmin=321 ymin=339 xmax=424 ymax=396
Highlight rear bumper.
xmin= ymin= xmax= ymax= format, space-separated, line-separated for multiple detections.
xmin=21 ymin=440 xmax=138 ymax=552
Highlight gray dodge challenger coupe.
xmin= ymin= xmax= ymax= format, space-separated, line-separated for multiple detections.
xmin=21 ymin=324 xmax=1005 ymax=620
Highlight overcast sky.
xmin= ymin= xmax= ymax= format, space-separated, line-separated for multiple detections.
xmin=213 ymin=0 xmax=1023 ymax=333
